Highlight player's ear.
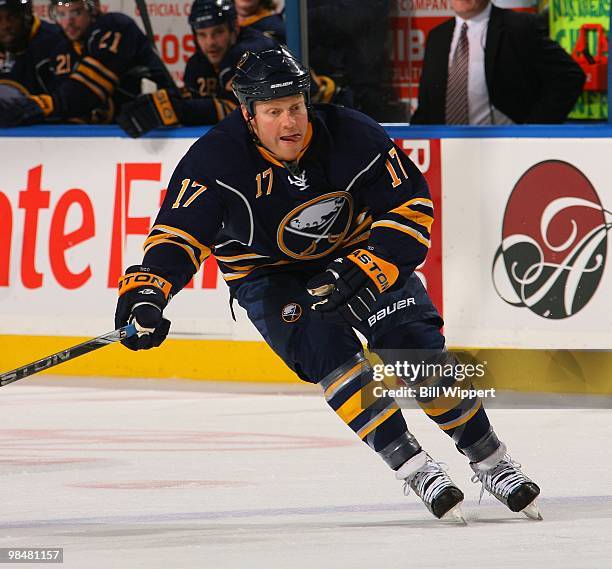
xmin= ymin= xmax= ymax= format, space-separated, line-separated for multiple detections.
xmin=240 ymin=104 xmax=252 ymax=122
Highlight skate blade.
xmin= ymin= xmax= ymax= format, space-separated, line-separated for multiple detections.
xmin=441 ymin=503 xmax=467 ymax=525
xmin=522 ymin=500 xmax=543 ymax=521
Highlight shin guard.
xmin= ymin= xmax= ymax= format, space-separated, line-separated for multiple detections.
xmin=319 ymin=353 xmax=421 ymax=470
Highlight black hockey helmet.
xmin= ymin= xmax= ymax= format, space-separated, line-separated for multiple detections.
xmin=0 ymin=0 xmax=31 ymax=12
xmin=0 ymin=0 xmax=32 ymax=18
xmin=188 ymin=0 xmax=236 ymax=30
xmin=0 ymin=0 xmax=33 ymax=44
xmin=232 ymin=45 xmax=311 ymax=117
xmin=49 ymin=0 xmax=98 ymax=21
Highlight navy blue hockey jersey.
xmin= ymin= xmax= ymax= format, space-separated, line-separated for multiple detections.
xmin=142 ymin=104 xmax=433 ymax=294
xmin=48 ymin=12 xmax=172 ymax=122
xmin=238 ymin=9 xmax=286 ymax=43
xmin=0 ymin=18 xmax=66 ymax=95
xmin=181 ymin=27 xmax=277 ymax=124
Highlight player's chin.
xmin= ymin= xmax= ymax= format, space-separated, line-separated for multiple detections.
xmin=206 ymin=52 xmax=222 ymax=64
xmin=276 ymin=138 xmax=302 ymax=160
xmin=275 ymin=146 xmax=300 ymax=161
xmin=1 ymin=35 xmax=17 ymax=46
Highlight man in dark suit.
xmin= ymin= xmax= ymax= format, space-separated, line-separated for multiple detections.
xmin=411 ymin=0 xmax=585 ymax=124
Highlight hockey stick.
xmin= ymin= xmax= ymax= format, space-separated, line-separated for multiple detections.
xmin=134 ymin=0 xmax=179 ymax=89
xmin=0 ymin=324 xmax=137 ymax=388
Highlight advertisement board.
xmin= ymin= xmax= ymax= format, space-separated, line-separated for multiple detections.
xmin=0 ymin=137 xmax=255 ymax=340
xmin=1 ymin=130 xmax=610 ymax=381
xmin=442 ymin=138 xmax=612 ymax=349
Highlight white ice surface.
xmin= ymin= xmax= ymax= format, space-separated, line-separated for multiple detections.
xmin=1 ymin=377 xmax=610 ymax=569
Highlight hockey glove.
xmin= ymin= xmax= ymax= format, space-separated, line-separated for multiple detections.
xmin=116 ymin=89 xmax=181 ymax=138
xmin=307 ymin=248 xmax=399 ymax=324
xmin=115 ymin=265 xmax=172 ymax=350
xmin=0 ymin=94 xmax=53 ymax=127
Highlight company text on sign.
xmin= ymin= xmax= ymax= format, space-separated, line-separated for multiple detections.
xmin=0 ymin=163 xmax=218 ymax=290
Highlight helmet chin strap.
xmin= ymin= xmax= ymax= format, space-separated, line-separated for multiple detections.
xmin=245 ymin=113 xmax=263 ymax=146
xmin=282 ymin=159 xmax=302 ymax=177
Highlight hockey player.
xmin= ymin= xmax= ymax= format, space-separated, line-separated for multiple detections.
xmin=117 ymin=0 xmax=276 ymax=137
xmin=235 ymin=0 xmax=286 ymax=43
xmin=114 ymin=46 xmax=541 ymax=521
xmin=0 ymin=0 xmax=173 ymax=125
xmin=118 ymin=0 xmax=345 ymax=137
xmin=0 ymin=0 xmax=66 ymax=124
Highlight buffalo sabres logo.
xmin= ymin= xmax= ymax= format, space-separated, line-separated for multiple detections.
xmin=281 ymin=302 xmax=303 ymax=323
xmin=287 ymin=171 xmax=309 ymax=191
xmin=236 ymin=51 xmax=250 ymax=70
xmin=277 ymin=192 xmax=354 ymax=259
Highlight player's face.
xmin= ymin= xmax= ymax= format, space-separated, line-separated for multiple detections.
xmin=234 ymin=0 xmax=260 ymax=17
xmin=247 ymin=94 xmax=309 ymax=161
xmin=54 ymin=1 xmax=92 ymax=41
xmin=0 ymin=9 xmax=27 ymax=51
xmin=450 ymin=0 xmax=489 ymax=19
xmin=195 ymin=23 xmax=235 ymax=66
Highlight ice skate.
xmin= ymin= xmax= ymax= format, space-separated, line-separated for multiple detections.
xmin=470 ymin=443 xmax=542 ymax=520
xmin=396 ymin=451 xmax=465 ymax=522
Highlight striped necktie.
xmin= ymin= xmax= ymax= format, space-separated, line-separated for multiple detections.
xmin=445 ymin=22 xmax=469 ymax=125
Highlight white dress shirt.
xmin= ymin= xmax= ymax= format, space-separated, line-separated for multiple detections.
xmin=449 ymin=3 xmax=514 ymax=125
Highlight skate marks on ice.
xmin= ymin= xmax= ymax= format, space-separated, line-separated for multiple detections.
xmin=1 ymin=379 xmax=611 ymax=569
xmin=463 ymin=494 xmax=612 ymax=524
xmin=2 ymin=494 xmax=610 ymax=534
xmin=0 ymin=501 xmax=467 ymax=533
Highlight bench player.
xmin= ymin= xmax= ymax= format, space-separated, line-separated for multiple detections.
xmin=0 ymin=0 xmax=173 ymax=125
xmin=117 ymin=0 xmax=277 ymax=136
xmin=235 ymin=0 xmax=285 ymax=43
xmin=118 ymin=0 xmax=347 ymax=137
xmin=0 ymin=0 xmax=65 ymax=126
xmin=114 ymin=46 xmax=541 ymax=521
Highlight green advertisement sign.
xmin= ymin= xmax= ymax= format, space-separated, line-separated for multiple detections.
xmin=550 ymin=0 xmax=610 ymax=119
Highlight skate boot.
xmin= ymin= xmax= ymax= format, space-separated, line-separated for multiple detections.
xmin=396 ymin=451 xmax=465 ymax=521
xmin=470 ymin=443 xmax=542 ymax=520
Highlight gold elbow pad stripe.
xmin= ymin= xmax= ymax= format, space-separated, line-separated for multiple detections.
xmin=371 ymin=220 xmax=431 ymax=248
xmin=73 ymin=57 xmax=118 ymax=100
xmin=152 ymin=90 xmax=179 ymax=126
xmin=82 ymin=56 xmax=119 ymax=83
xmin=77 ymin=62 xmax=114 ymax=94
xmin=71 ymin=73 xmax=107 ymax=103
xmin=30 ymin=94 xmax=54 ymax=116
xmin=148 ymin=225 xmax=211 ymax=260
xmin=389 ymin=206 xmax=434 ymax=234
xmin=143 ymin=237 xmax=201 ymax=272
xmin=117 ymin=272 xmax=172 ymax=299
